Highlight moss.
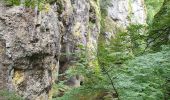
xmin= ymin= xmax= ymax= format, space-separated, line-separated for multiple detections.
xmin=89 ymin=0 xmax=101 ymax=27
xmin=5 ymin=0 xmax=50 ymax=11
xmin=104 ymin=17 xmax=121 ymax=33
xmin=88 ymin=0 xmax=101 ymax=40
xmin=5 ymin=0 xmax=20 ymax=6
xmin=55 ymin=0 xmax=64 ymax=15
xmin=100 ymin=16 xmax=126 ymax=39
xmin=84 ymin=1 xmax=101 ymax=74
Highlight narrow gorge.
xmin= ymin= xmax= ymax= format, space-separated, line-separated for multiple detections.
xmin=0 ymin=0 xmax=169 ymax=100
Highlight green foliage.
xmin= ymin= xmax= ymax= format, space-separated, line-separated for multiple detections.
xmin=99 ymin=24 xmax=147 ymax=65
xmin=97 ymin=24 xmax=148 ymax=100
xmin=97 ymin=2 xmax=170 ymax=97
xmin=53 ymin=44 xmax=116 ymax=99
xmin=52 ymin=0 xmax=170 ymax=100
xmin=5 ymin=0 xmax=49 ymax=10
xmin=63 ymin=45 xmax=104 ymax=86
xmin=98 ymin=33 xmax=170 ymax=99
xmin=144 ymin=0 xmax=164 ymax=24
xmin=97 ymin=11 xmax=170 ymax=99
xmin=54 ymin=86 xmax=114 ymax=100
xmin=5 ymin=0 xmax=20 ymax=6
xmin=0 ymin=90 xmax=23 ymax=100
xmin=127 ymin=24 xmax=147 ymax=55
xmin=113 ymin=45 xmax=170 ymax=100
xmin=146 ymin=0 xmax=170 ymax=51
xmin=64 ymin=30 xmax=170 ymax=100
xmin=58 ymin=20 xmax=150 ymax=100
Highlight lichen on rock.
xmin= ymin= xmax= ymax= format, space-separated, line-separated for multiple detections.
xmin=0 ymin=4 xmax=61 ymax=99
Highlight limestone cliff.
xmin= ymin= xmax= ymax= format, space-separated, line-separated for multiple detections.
xmin=102 ymin=0 xmax=146 ymax=40
xmin=108 ymin=0 xmax=146 ymax=26
xmin=0 ymin=3 xmax=61 ymax=99
xmin=0 ymin=0 xmax=146 ymax=99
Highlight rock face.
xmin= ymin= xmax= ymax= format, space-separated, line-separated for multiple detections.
xmin=0 ymin=0 xmax=146 ymax=99
xmin=0 ymin=4 xmax=60 ymax=99
xmin=102 ymin=0 xmax=146 ymax=41
xmin=57 ymin=0 xmax=100 ymax=73
xmin=0 ymin=36 xmax=7 ymax=90
xmin=108 ymin=0 xmax=146 ymax=27
xmin=0 ymin=1 xmax=7 ymax=91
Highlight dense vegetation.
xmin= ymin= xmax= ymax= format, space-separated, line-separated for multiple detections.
xmin=56 ymin=0 xmax=170 ymax=100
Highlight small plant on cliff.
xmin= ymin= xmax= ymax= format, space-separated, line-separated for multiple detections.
xmin=5 ymin=0 xmax=20 ymax=6
xmin=5 ymin=0 xmax=48 ymax=10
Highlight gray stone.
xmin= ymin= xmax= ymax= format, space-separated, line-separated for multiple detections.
xmin=0 ymin=5 xmax=61 ymax=99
